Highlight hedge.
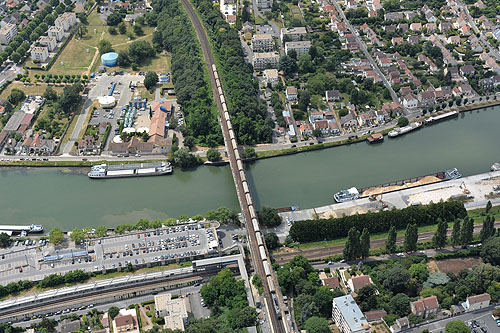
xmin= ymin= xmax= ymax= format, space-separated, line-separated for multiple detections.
xmin=289 ymin=200 xmax=466 ymax=242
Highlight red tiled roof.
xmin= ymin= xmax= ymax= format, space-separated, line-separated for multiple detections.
xmin=351 ymin=275 xmax=371 ymax=290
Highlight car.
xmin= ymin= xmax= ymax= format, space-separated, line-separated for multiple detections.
xmin=18 ymin=267 xmax=22 ymax=272
xmin=328 ymin=261 xmax=334 ymax=265
xmin=135 ymin=153 xmax=141 ymax=157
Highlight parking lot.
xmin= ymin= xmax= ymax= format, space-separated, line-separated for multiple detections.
xmin=0 ymin=224 xmax=218 ymax=286
xmin=409 ymin=308 xmax=498 ymax=333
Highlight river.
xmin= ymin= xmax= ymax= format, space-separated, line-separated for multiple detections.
xmin=1 ymin=107 xmax=499 ymax=231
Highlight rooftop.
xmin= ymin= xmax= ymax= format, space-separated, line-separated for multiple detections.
xmin=333 ymin=295 xmax=370 ymax=331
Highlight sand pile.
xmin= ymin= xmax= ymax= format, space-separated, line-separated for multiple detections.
xmin=361 ymin=175 xmax=441 ymax=196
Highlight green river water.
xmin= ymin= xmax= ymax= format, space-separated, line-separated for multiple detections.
xmin=1 ymin=106 xmax=499 ymax=230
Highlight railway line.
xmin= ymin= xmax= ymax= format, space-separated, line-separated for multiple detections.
xmin=178 ymin=0 xmax=286 ymax=331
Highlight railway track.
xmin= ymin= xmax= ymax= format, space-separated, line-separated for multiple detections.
xmin=178 ymin=1 xmax=286 ymax=332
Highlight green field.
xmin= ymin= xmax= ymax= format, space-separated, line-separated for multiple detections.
xmin=0 ymin=82 xmax=65 ymax=101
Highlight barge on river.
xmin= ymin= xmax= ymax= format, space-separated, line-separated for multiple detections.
xmin=88 ymin=162 xmax=172 ymax=179
xmin=424 ymin=111 xmax=459 ymax=125
xmin=388 ymin=122 xmax=422 ymax=138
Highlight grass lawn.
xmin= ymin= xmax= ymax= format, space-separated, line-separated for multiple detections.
xmin=0 ymin=82 xmax=64 ymax=101
xmin=49 ymin=37 xmax=97 ymax=74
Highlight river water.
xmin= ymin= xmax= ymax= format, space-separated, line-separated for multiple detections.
xmin=1 ymin=107 xmax=499 ymax=230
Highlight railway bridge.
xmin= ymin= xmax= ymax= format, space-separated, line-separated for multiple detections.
xmin=179 ymin=0 xmax=289 ymax=331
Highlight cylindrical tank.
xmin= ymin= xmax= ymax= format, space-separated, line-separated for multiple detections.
xmin=101 ymin=52 xmax=118 ymax=67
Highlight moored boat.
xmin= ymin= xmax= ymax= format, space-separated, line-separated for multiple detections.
xmin=333 ymin=187 xmax=360 ymax=203
xmin=388 ymin=122 xmax=422 ymax=138
xmin=88 ymin=162 xmax=173 ymax=179
xmin=366 ymin=133 xmax=384 ymax=144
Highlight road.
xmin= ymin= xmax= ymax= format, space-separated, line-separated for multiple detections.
xmin=457 ymin=0 xmax=500 ymax=61
xmin=0 ymin=62 xmax=23 ymax=87
xmin=330 ymin=0 xmax=400 ymax=106
xmin=178 ymin=1 xmax=286 ymax=332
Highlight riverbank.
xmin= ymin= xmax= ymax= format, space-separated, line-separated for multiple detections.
xmin=0 ymin=158 xmax=170 ymax=168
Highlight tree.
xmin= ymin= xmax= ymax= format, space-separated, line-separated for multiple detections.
xmin=0 ymin=233 xmax=10 ymax=248
xmin=43 ymin=86 xmax=57 ymax=101
xmin=313 ymin=128 xmax=322 ymax=138
xmin=243 ymin=147 xmax=256 ymax=159
xmin=133 ymin=24 xmax=143 ymax=36
xmin=49 ymin=228 xmax=64 ymax=245
xmin=109 ymin=26 xmax=117 ymax=35
xmin=390 ymin=293 xmax=410 ymax=317
xmin=107 ymin=12 xmax=122 ymax=26
xmin=481 ymin=237 xmax=500 ymax=266
xmin=77 ymin=25 xmax=88 ymax=39
xmin=486 ymin=200 xmax=492 ymax=214
xmin=451 ymin=220 xmax=462 ymax=247
xmin=432 ymin=218 xmax=448 ymax=249
xmin=173 ymin=148 xmax=201 ymax=168
xmin=445 ymin=320 xmax=470 ymax=333
xmin=383 ymin=265 xmax=411 ymax=294
xmin=258 ymin=206 xmax=282 ymax=227
xmin=480 ymin=215 xmax=495 ymax=242
xmin=11 ymin=51 xmax=21 ymax=63
xmin=461 ymin=217 xmax=474 ymax=246
xmin=97 ymin=39 xmax=113 ymax=54
xmin=206 ymin=148 xmax=221 ymax=162
xmin=264 ymin=232 xmax=279 ymax=250
xmin=360 ymin=228 xmax=370 ymax=259
xmin=386 ymin=225 xmax=397 ymax=254
xmin=397 ymin=116 xmax=409 ymax=127
xmin=404 ymin=223 xmax=418 ymax=252
xmin=343 ymin=227 xmax=360 ymax=260
xmin=144 ymin=71 xmax=158 ymax=90
xmin=95 ymin=226 xmax=107 ymax=238
xmin=70 ymin=228 xmax=85 ymax=244
xmin=118 ymin=21 xmax=127 ymax=34
xmin=409 ymin=263 xmax=429 ymax=283
xmin=356 ymin=284 xmax=378 ymax=312
xmin=117 ymin=50 xmax=130 ymax=67
xmin=8 ymin=89 xmax=25 ymax=105
xmin=304 ymin=316 xmax=330 ymax=333
xmin=128 ymin=40 xmax=155 ymax=64
xmin=108 ymin=306 xmax=120 ymax=319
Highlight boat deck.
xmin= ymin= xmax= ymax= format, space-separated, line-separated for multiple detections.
xmin=106 ymin=162 xmax=167 ymax=171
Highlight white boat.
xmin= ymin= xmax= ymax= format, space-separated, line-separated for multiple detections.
xmin=492 ymin=163 xmax=500 ymax=171
xmin=88 ymin=162 xmax=173 ymax=179
xmin=333 ymin=187 xmax=360 ymax=203
xmin=445 ymin=168 xmax=461 ymax=180
xmin=388 ymin=122 xmax=422 ymax=138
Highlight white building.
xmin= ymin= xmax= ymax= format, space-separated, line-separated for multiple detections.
xmin=31 ymin=46 xmax=49 ymax=62
xmin=38 ymin=36 xmax=57 ymax=51
xmin=332 ymin=295 xmax=371 ymax=333
xmin=402 ymin=93 xmax=418 ymax=109
xmin=263 ymin=69 xmax=279 ymax=86
xmin=47 ymin=26 xmax=64 ymax=41
xmin=155 ymin=293 xmax=191 ymax=331
xmin=252 ymin=52 xmax=279 ymax=70
xmin=55 ymin=12 xmax=77 ymax=31
xmin=285 ymin=40 xmax=311 ymax=57
xmin=252 ymin=33 xmax=274 ymax=52
xmin=219 ymin=0 xmax=236 ymax=18
xmin=257 ymin=0 xmax=272 ymax=9
xmin=0 ymin=23 xmax=17 ymax=45
xmin=462 ymin=293 xmax=491 ymax=312
xmin=280 ymin=27 xmax=307 ymax=42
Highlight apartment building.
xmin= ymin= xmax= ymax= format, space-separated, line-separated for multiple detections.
xmin=252 ymin=52 xmax=279 ymax=70
xmin=285 ymin=40 xmax=311 ymax=57
xmin=280 ymin=27 xmax=307 ymax=42
xmin=263 ymin=69 xmax=279 ymax=86
xmin=0 ymin=23 xmax=17 ymax=45
xmin=257 ymin=0 xmax=272 ymax=9
xmin=38 ymin=36 xmax=57 ymax=51
xmin=31 ymin=46 xmax=49 ymax=62
xmin=47 ymin=26 xmax=64 ymax=41
xmin=332 ymin=295 xmax=371 ymax=333
xmin=252 ymin=33 xmax=274 ymax=52
xmin=55 ymin=12 xmax=77 ymax=31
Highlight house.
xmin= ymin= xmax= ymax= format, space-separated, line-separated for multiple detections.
xmin=425 ymin=23 xmax=437 ymax=34
xmin=439 ymin=21 xmax=453 ymax=32
xmin=462 ymin=293 xmax=491 ymax=312
xmin=364 ymin=310 xmax=387 ymax=323
xmin=252 ymin=33 xmax=274 ymax=52
xmin=384 ymin=12 xmax=404 ymax=21
xmin=402 ymin=93 xmax=418 ymax=109
xmin=299 ymin=123 xmax=313 ymax=137
xmin=458 ymin=83 xmax=474 ymax=96
xmin=445 ymin=67 xmax=460 ymax=79
xmin=418 ymin=91 xmax=435 ymax=108
xmin=410 ymin=296 xmax=440 ymax=319
xmin=407 ymin=36 xmax=420 ymax=45
xmin=392 ymin=37 xmax=404 ymax=45
xmin=263 ymin=69 xmax=279 ymax=87
xmin=285 ymin=41 xmax=311 ymax=57
xmin=347 ymin=275 xmax=373 ymax=292
xmin=447 ymin=35 xmax=460 ymax=45
xmin=155 ymin=293 xmax=191 ymax=331
xmin=48 ymin=26 xmax=64 ymax=41
xmin=390 ymin=317 xmax=409 ymax=333
xmin=78 ymin=135 xmax=101 ymax=155
xmin=460 ymin=65 xmax=475 ymax=76
xmin=286 ymin=86 xmax=298 ymax=102
xmin=461 ymin=24 xmax=471 ymax=36
xmin=55 ymin=12 xmax=77 ymax=31
xmin=322 ymin=276 xmax=340 ymax=290
xmin=332 ymin=295 xmax=371 ymax=333
xmin=314 ymin=120 xmax=330 ymax=135
xmin=325 ymin=90 xmax=340 ymax=102
xmin=410 ymin=22 xmax=422 ymax=32
xmin=398 ymin=23 xmax=409 ymax=33
xmin=339 ymin=110 xmax=358 ymax=129
xmin=57 ymin=319 xmax=81 ymax=333
xmin=31 ymin=47 xmax=49 ymax=62
xmin=280 ymin=27 xmax=307 ymax=42
xmin=479 ymin=75 xmax=500 ymax=90
xmin=257 ymin=0 xmax=272 ymax=9
xmin=242 ymin=21 xmax=253 ymax=34
xmin=252 ymin=52 xmax=279 ymax=70
xmin=21 ymin=133 xmax=56 ymax=156
xmin=113 ymin=314 xmax=138 ymax=333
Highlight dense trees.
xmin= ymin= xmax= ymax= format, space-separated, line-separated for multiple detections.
xmin=386 ymin=225 xmax=397 ymax=254
xmin=343 ymin=227 xmax=360 ymax=260
xmin=173 ymin=148 xmax=202 ymax=169
xmin=153 ymin=0 xmax=221 ymax=146
xmin=108 ymin=306 xmax=120 ymax=319
xmin=191 ymin=0 xmax=273 ymax=145
xmin=128 ymin=40 xmax=155 ymax=64
xmin=481 ymin=237 xmax=500 ymax=266
xmin=480 ymin=215 xmax=495 ymax=242
xmin=258 ymin=206 xmax=282 ymax=227
xmin=290 ymin=201 xmax=466 ymax=243
xmin=404 ymin=223 xmax=418 ymax=252
xmin=206 ymin=148 xmax=221 ymax=162
xmin=304 ymin=317 xmax=330 ymax=333
xmin=432 ymin=218 xmax=448 ymax=249
xmin=49 ymin=228 xmax=64 ymax=245
xmin=360 ymin=228 xmax=370 ymax=258
xmin=264 ymin=232 xmax=279 ymax=250
xmin=0 ymin=233 xmax=10 ymax=248
xmin=445 ymin=320 xmax=470 ymax=333
xmin=70 ymin=228 xmax=85 ymax=244
xmin=107 ymin=12 xmax=122 ymax=26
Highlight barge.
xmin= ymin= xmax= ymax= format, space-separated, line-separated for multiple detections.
xmin=366 ymin=133 xmax=384 ymax=144
xmin=492 ymin=163 xmax=500 ymax=172
xmin=333 ymin=187 xmax=360 ymax=203
xmin=388 ymin=122 xmax=422 ymax=138
xmin=424 ymin=111 xmax=459 ymax=125
xmin=88 ymin=162 xmax=172 ymax=179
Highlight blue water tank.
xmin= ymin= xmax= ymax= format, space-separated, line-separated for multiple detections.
xmin=101 ymin=52 xmax=118 ymax=67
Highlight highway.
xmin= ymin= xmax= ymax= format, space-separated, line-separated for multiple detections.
xmin=330 ymin=0 xmax=400 ymax=106
xmin=178 ymin=0 xmax=286 ymax=331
